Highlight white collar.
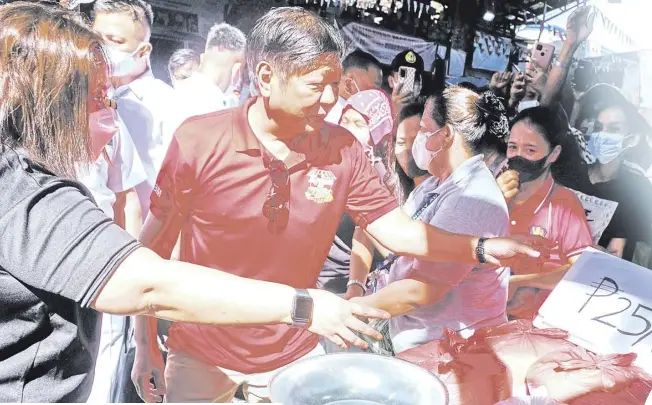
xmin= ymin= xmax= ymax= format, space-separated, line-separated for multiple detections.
xmin=115 ymin=69 xmax=155 ymax=100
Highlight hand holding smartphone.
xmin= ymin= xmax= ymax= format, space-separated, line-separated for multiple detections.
xmin=397 ymin=66 xmax=417 ymax=98
xmin=530 ymin=42 xmax=555 ymax=71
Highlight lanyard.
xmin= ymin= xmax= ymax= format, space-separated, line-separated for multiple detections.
xmin=369 ymin=193 xmax=439 ymax=292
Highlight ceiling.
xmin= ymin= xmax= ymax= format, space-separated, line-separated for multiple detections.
xmin=446 ymin=0 xmax=581 ymax=38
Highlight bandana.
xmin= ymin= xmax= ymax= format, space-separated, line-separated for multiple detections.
xmin=344 ymin=89 xmax=394 ymax=145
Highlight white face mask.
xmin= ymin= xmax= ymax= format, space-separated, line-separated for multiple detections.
xmin=411 ymin=128 xmax=444 ymax=171
xmin=89 ymin=108 xmax=119 ymax=161
xmin=588 ymin=131 xmax=636 ymax=164
xmin=517 ymin=99 xmax=540 ymax=113
xmin=107 ymin=44 xmax=144 ymax=78
xmin=348 ymin=78 xmax=361 ymax=96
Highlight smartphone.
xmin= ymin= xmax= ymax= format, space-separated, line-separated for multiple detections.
xmin=531 ymin=42 xmax=555 ymax=70
xmin=572 ymin=59 xmax=595 ymax=93
xmin=398 ymin=66 xmax=417 ymax=97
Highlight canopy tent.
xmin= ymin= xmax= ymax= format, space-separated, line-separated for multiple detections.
xmin=338 ymin=21 xmax=466 ymax=76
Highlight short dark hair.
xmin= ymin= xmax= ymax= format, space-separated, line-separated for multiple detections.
xmin=342 ymin=50 xmax=382 ymax=73
xmin=206 ymin=23 xmax=246 ymax=53
xmin=94 ymin=0 xmax=153 ymax=31
xmin=510 ymin=106 xmax=587 ymax=188
xmin=167 ymin=48 xmax=199 ymax=77
xmin=398 ymin=100 xmax=425 ymax=123
xmin=246 ymin=7 xmax=345 ymax=85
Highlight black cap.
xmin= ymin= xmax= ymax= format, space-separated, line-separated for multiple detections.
xmin=390 ymin=49 xmax=425 ymax=75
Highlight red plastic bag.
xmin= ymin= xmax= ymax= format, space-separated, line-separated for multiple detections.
xmin=472 ymin=320 xmax=578 ymax=396
xmin=570 ymin=380 xmax=652 ymax=405
xmin=526 ymin=347 xmax=652 ymax=403
xmin=494 ymin=397 xmax=566 ymax=405
xmin=398 ymin=329 xmax=512 ymax=405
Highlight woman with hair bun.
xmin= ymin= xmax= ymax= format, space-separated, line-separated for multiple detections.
xmin=351 ymin=87 xmax=512 ymax=354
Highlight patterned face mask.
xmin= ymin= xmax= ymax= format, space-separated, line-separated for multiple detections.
xmin=344 ymin=90 xmax=394 ymax=145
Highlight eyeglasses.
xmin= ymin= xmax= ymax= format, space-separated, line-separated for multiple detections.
xmin=92 ymin=96 xmax=117 ymax=113
xmin=262 ymin=156 xmax=290 ymax=232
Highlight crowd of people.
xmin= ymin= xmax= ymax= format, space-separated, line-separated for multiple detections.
xmin=0 ymin=0 xmax=650 ymax=403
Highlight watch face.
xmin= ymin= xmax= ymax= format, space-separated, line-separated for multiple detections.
xmin=294 ymin=296 xmax=313 ymax=322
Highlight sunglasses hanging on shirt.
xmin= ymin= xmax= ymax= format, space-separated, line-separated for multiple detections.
xmin=262 ymin=155 xmax=290 ymax=233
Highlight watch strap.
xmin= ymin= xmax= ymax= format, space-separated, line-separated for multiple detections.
xmin=476 ymin=237 xmax=488 ymax=264
xmin=291 ymin=289 xmax=313 ymax=328
xmin=346 ymin=279 xmax=367 ymax=295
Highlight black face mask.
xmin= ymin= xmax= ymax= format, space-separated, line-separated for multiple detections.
xmin=508 ymin=155 xmax=549 ymax=184
xmin=407 ymin=152 xmax=430 ymax=178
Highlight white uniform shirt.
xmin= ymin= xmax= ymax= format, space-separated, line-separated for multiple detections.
xmin=162 ymin=72 xmax=245 ymax=155
xmin=76 ymin=113 xmax=147 ymax=218
xmin=114 ymin=69 xmax=177 ymax=218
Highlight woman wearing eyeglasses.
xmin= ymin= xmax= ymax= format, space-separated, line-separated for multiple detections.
xmin=0 ymin=3 xmax=389 ymax=402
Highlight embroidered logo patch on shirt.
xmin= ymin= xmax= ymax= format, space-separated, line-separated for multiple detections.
xmin=530 ymin=225 xmax=548 ymax=238
xmin=305 ymin=169 xmax=336 ymax=204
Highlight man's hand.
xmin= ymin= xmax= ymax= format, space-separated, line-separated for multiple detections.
xmin=509 ymin=73 xmax=526 ymax=108
xmin=482 ymin=234 xmax=556 ymax=267
xmin=490 ymin=72 xmax=513 ymax=98
xmin=132 ymin=342 xmax=166 ymax=403
xmin=566 ymin=5 xmax=596 ymax=46
xmin=496 ymin=170 xmax=520 ymax=203
xmin=307 ymin=289 xmax=389 ymax=350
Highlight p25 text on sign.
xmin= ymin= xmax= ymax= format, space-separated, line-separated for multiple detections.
xmin=535 ymin=248 xmax=652 ymax=371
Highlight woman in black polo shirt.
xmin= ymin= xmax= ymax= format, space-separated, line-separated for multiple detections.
xmin=0 ymin=3 xmax=388 ymax=402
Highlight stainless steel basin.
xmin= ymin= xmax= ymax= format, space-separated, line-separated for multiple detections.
xmin=269 ymin=353 xmax=448 ymax=405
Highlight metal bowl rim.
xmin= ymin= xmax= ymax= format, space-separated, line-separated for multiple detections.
xmin=268 ymin=352 xmax=449 ymax=404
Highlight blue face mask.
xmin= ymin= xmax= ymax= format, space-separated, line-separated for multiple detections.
xmin=587 ymin=132 xmax=635 ymax=165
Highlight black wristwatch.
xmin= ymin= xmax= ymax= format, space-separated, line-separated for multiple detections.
xmin=291 ymin=289 xmax=314 ymax=328
xmin=476 ymin=237 xmax=488 ymax=264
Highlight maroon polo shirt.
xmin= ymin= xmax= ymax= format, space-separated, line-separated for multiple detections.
xmin=149 ymin=98 xmax=398 ymax=373
xmin=507 ymin=178 xmax=593 ymax=320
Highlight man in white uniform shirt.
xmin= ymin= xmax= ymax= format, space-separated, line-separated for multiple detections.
xmin=93 ymin=0 xmax=177 ymax=220
xmin=324 ymin=50 xmax=384 ymax=125
xmin=76 ymin=111 xmax=147 ymax=402
xmin=92 ymin=1 xmax=177 ymax=401
xmin=170 ymin=23 xmax=247 ymax=124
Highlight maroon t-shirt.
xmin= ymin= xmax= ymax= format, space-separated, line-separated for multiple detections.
xmin=149 ymin=98 xmax=398 ymax=373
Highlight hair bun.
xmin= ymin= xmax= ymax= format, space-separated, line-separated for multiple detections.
xmin=476 ymin=91 xmax=509 ymax=141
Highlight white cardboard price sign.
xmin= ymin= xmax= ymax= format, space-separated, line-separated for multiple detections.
xmin=534 ymin=248 xmax=652 ymax=371
xmin=571 ymin=190 xmax=618 ymax=244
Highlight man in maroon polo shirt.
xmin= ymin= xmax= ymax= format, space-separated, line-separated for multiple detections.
xmin=133 ymin=7 xmax=549 ymax=403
